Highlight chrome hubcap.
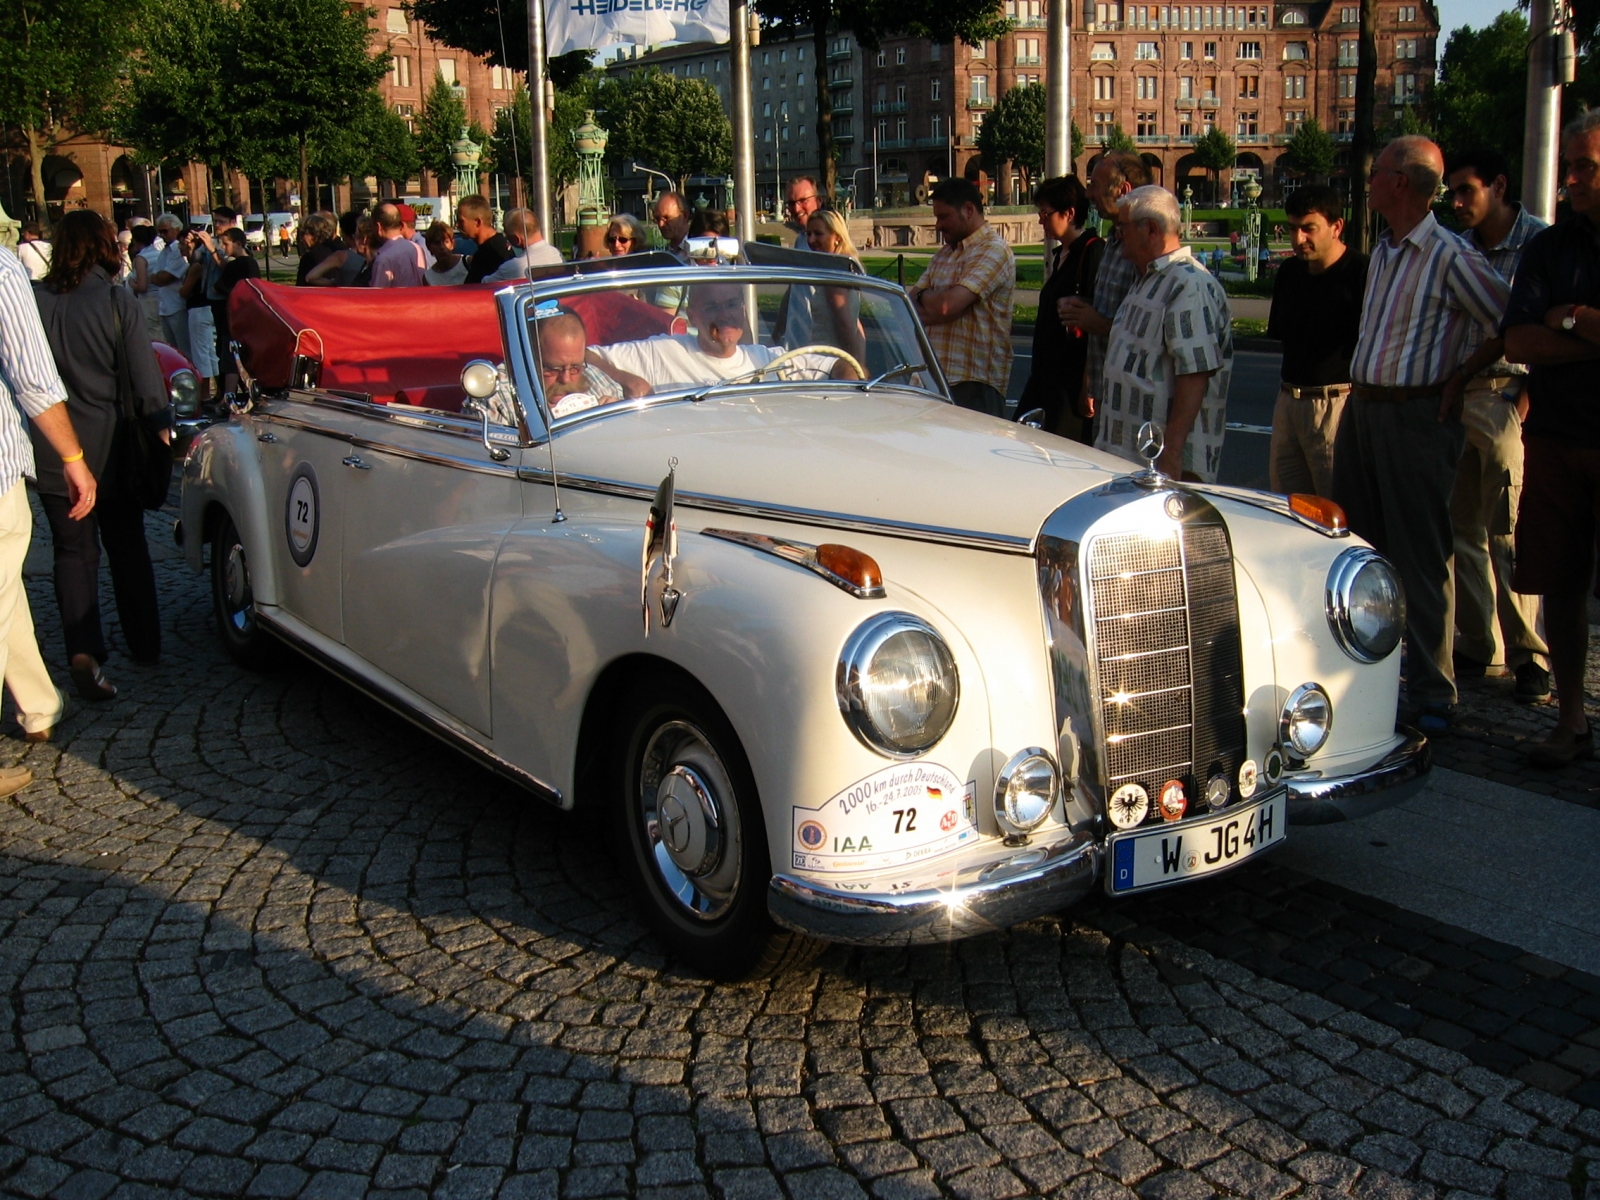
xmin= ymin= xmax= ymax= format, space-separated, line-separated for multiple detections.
xmin=639 ymin=720 xmax=742 ymax=921
xmin=223 ymin=542 xmax=252 ymax=631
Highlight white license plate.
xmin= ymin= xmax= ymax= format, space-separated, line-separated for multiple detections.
xmin=1107 ymin=790 xmax=1285 ymax=894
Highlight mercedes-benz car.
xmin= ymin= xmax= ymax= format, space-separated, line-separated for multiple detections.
xmin=177 ymin=243 xmax=1427 ymax=978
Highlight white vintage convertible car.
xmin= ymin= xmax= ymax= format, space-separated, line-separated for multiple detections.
xmin=179 ymin=243 xmax=1427 ymax=978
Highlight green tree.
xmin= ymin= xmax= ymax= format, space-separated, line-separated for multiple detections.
xmin=325 ymin=90 xmax=421 ymax=193
xmin=488 ymin=76 xmax=598 ymax=207
xmin=402 ymin=0 xmax=592 ymax=84
xmin=1101 ymin=123 xmax=1138 ymax=153
xmin=1430 ymin=13 xmax=1527 ymax=168
xmin=232 ymin=0 xmax=389 ymax=214
xmin=595 ymin=69 xmax=732 ymax=193
xmin=416 ymin=71 xmax=469 ymax=183
xmin=1192 ymin=127 xmax=1237 ymax=204
xmin=753 ymin=3 xmax=1012 ymax=201
xmin=1280 ymin=117 xmax=1336 ymax=181
xmin=0 ymin=0 xmax=142 ymax=227
xmin=977 ymin=82 xmax=1044 ymax=190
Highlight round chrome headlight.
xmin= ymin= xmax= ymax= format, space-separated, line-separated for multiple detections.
xmin=1326 ymin=548 xmax=1403 ymax=663
xmin=995 ymin=748 xmax=1058 ymax=836
xmin=837 ymin=613 xmax=959 ymax=758
xmin=168 ymin=369 xmax=200 ymax=418
xmin=1280 ymin=682 xmax=1333 ymax=759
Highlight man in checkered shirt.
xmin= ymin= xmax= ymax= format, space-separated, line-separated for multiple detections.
xmin=908 ymin=178 xmax=1015 ymax=417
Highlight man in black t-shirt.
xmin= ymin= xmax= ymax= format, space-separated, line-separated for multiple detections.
xmin=458 ymin=195 xmax=514 ymax=285
xmin=1502 ymin=112 xmax=1600 ymax=765
xmin=1265 ymin=185 xmax=1368 ymax=497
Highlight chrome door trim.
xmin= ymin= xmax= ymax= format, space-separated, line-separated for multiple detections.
xmin=256 ymin=608 xmax=564 ymax=808
xmin=348 ymin=434 xmax=522 ymax=479
xmin=516 ymin=465 xmax=1035 ymax=554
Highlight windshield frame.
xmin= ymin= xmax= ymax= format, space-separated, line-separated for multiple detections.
xmin=506 ymin=264 xmax=950 ymax=433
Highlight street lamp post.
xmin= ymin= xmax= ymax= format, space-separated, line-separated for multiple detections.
xmin=573 ymin=111 xmax=609 ymax=259
xmin=1181 ymin=184 xmax=1194 ymax=239
xmin=850 ymin=166 xmax=873 ymax=211
xmin=1242 ymin=177 xmax=1262 ymax=283
xmin=451 ymin=127 xmax=482 ymax=201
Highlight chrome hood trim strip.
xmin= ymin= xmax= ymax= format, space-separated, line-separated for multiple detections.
xmin=518 ymin=466 xmax=1036 ymax=554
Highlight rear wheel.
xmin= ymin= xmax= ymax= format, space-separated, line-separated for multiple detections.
xmin=211 ymin=513 xmax=279 ymax=670
xmin=612 ymin=674 xmax=820 ymax=980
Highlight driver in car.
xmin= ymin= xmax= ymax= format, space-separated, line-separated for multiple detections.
xmin=588 ymin=283 xmax=863 ymax=392
xmin=537 ymin=311 xmax=648 ymax=419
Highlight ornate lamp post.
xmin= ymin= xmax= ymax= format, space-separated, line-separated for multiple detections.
xmin=1242 ymin=177 xmax=1263 ymax=283
xmin=1180 ymin=184 xmax=1194 ymax=240
xmin=451 ymin=128 xmax=482 ymax=206
xmin=573 ymin=110 xmax=610 ymax=259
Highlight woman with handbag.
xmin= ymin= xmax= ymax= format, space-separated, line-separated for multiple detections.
xmin=1019 ymin=175 xmax=1105 ymax=444
xmin=31 ymin=210 xmax=172 ymax=699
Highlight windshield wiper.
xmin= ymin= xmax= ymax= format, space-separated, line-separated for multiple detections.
xmin=857 ymin=362 xmax=919 ymax=392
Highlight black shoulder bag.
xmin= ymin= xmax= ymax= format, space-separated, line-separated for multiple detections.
xmin=110 ymin=295 xmax=173 ymax=510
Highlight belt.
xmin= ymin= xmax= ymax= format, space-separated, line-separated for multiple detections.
xmin=1280 ymin=383 xmax=1351 ymax=400
xmin=1351 ymin=382 xmax=1444 ymax=403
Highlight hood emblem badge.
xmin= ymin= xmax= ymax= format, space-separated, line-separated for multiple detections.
xmin=642 ymin=459 xmax=681 ymax=633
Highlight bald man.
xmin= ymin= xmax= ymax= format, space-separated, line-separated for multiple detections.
xmin=484 ymin=208 xmax=564 ymax=282
xmin=1332 ymin=135 xmax=1511 ymax=733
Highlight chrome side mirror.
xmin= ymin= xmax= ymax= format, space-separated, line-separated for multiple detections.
xmin=461 ymin=360 xmax=512 ymax=461
xmin=461 ymin=398 xmax=512 ymax=462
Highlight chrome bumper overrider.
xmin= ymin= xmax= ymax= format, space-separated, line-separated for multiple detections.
xmin=1284 ymin=726 xmax=1430 ymax=825
xmin=768 ymin=832 xmax=1099 ymax=946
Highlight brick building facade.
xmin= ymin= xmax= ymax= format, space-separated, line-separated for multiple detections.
xmin=867 ymin=0 xmax=1439 ymax=206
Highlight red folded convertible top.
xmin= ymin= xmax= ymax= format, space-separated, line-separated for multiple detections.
xmin=229 ymin=280 xmax=503 ymax=408
xmin=228 ymin=280 xmax=675 ymax=413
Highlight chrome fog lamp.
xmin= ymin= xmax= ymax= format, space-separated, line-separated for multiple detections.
xmin=837 ymin=612 xmax=959 ymax=758
xmin=168 ymin=369 xmax=200 ymax=418
xmin=994 ymin=748 xmax=1058 ymax=837
xmin=1280 ymin=682 xmax=1333 ymax=760
xmin=1326 ymin=547 xmax=1404 ymax=663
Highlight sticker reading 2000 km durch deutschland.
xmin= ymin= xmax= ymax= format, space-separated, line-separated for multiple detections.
xmin=791 ymin=763 xmax=978 ymax=874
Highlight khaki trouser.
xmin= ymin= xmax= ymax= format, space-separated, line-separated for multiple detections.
xmin=1450 ymin=379 xmax=1549 ymax=672
xmin=0 ymin=481 xmax=64 ymax=734
xmin=1269 ymin=384 xmax=1348 ymax=497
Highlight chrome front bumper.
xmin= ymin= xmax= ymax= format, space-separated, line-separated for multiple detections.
xmin=1285 ymin=726 xmax=1431 ymax=825
xmin=768 ymin=832 xmax=1099 ymax=946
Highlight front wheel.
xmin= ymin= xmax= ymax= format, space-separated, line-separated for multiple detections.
xmin=211 ymin=513 xmax=279 ymax=670
xmin=611 ymin=675 xmax=820 ymax=980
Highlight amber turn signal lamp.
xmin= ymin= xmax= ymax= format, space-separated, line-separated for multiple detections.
xmin=816 ymin=544 xmax=883 ymax=593
xmin=1288 ymin=493 xmax=1348 ymax=534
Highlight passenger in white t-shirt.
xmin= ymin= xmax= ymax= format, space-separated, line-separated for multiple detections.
xmin=589 ymin=284 xmax=860 ymax=393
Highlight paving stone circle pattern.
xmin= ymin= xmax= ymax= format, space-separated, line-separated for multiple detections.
xmin=0 ymin=510 xmax=1596 ymax=1200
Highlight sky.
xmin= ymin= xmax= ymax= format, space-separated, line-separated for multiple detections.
xmin=1436 ymin=0 xmax=1516 ymax=36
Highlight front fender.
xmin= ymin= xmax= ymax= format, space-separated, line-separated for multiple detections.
xmin=179 ymin=419 xmax=279 ymax=606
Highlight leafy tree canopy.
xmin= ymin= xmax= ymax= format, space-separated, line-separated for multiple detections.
xmin=416 ymin=71 xmax=468 ymax=181
xmin=595 ymin=69 xmax=732 ymax=192
xmin=1431 ymin=12 xmax=1523 ymax=169
xmin=403 ymin=0 xmax=593 ymax=85
xmin=1191 ymin=127 xmax=1237 ymax=202
xmin=0 ymin=0 xmax=144 ymax=223
xmin=1100 ymin=123 xmax=1137 ymax=153
xmin=978 ymin=82 xmax=1045 ymax=181
xmin=487 ymin=74 xmax=599 ymax=200
xmin=1281 ymin=117 xmax=1336 ymax=179
xmin=232 ymin=0 xmax=390 ymax=208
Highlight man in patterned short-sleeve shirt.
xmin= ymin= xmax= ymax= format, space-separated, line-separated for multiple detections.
xmin=1096 ymin=186 xmax=1232 ymax=482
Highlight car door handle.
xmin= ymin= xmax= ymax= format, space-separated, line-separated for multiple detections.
xmin=342 ymin=455 xmax=371 ymax=470
xmin=256 ymin=432 xmax=278 ymax=443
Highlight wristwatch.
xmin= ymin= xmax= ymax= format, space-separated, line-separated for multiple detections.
xmin=1563 ymin=305 xmax=1584 ymax=331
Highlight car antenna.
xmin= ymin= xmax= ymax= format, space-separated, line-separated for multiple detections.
xmin=546 ymin=427 xmax=566 ymax=523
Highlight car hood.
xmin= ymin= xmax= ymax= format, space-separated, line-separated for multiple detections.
xmin=552 ymin=388 xmax=1131 ymax=548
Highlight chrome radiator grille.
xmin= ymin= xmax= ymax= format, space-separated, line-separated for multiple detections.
xmin=1087 ymin=516 xmax=1246 ymax=821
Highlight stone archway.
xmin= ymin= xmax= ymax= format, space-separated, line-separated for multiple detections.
xmin=1140 ymin=153 xmax=1164 ymax=189
xmin=1231 ymin=151 xmax=1265 ymax=206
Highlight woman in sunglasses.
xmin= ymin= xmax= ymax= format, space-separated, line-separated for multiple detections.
xmin=604 ymin=214 xmax=650 ymax=257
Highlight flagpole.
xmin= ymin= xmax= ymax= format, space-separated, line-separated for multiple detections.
xmin=527 ymin=0 xmax=553 ymax=240
xmin=730 ymin=0 xmax=756 ymax=243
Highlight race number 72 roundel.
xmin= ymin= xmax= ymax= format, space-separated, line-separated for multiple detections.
xmin=285 ymin=464 xmax=320 ymax=567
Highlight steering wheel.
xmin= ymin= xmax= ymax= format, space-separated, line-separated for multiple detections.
xmin=751 ymin=343 xmax=866 ymax=382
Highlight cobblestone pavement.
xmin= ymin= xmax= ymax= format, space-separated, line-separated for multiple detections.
xmin=0 ymin=509 xmax=1597 ymax=1200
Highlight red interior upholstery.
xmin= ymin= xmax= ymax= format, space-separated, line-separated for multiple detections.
xmin=229 ymin=280 xmax=675 ymax=412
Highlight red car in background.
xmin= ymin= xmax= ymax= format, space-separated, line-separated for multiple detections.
xmin=151 ymin=340 xmax=207 ymax=437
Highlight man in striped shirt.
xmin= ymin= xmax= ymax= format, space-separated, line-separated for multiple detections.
xmin=1331 ymin=136 xmax=1510 ymax=734
xmin=0 ymin=246 xmax=100 ymax=787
